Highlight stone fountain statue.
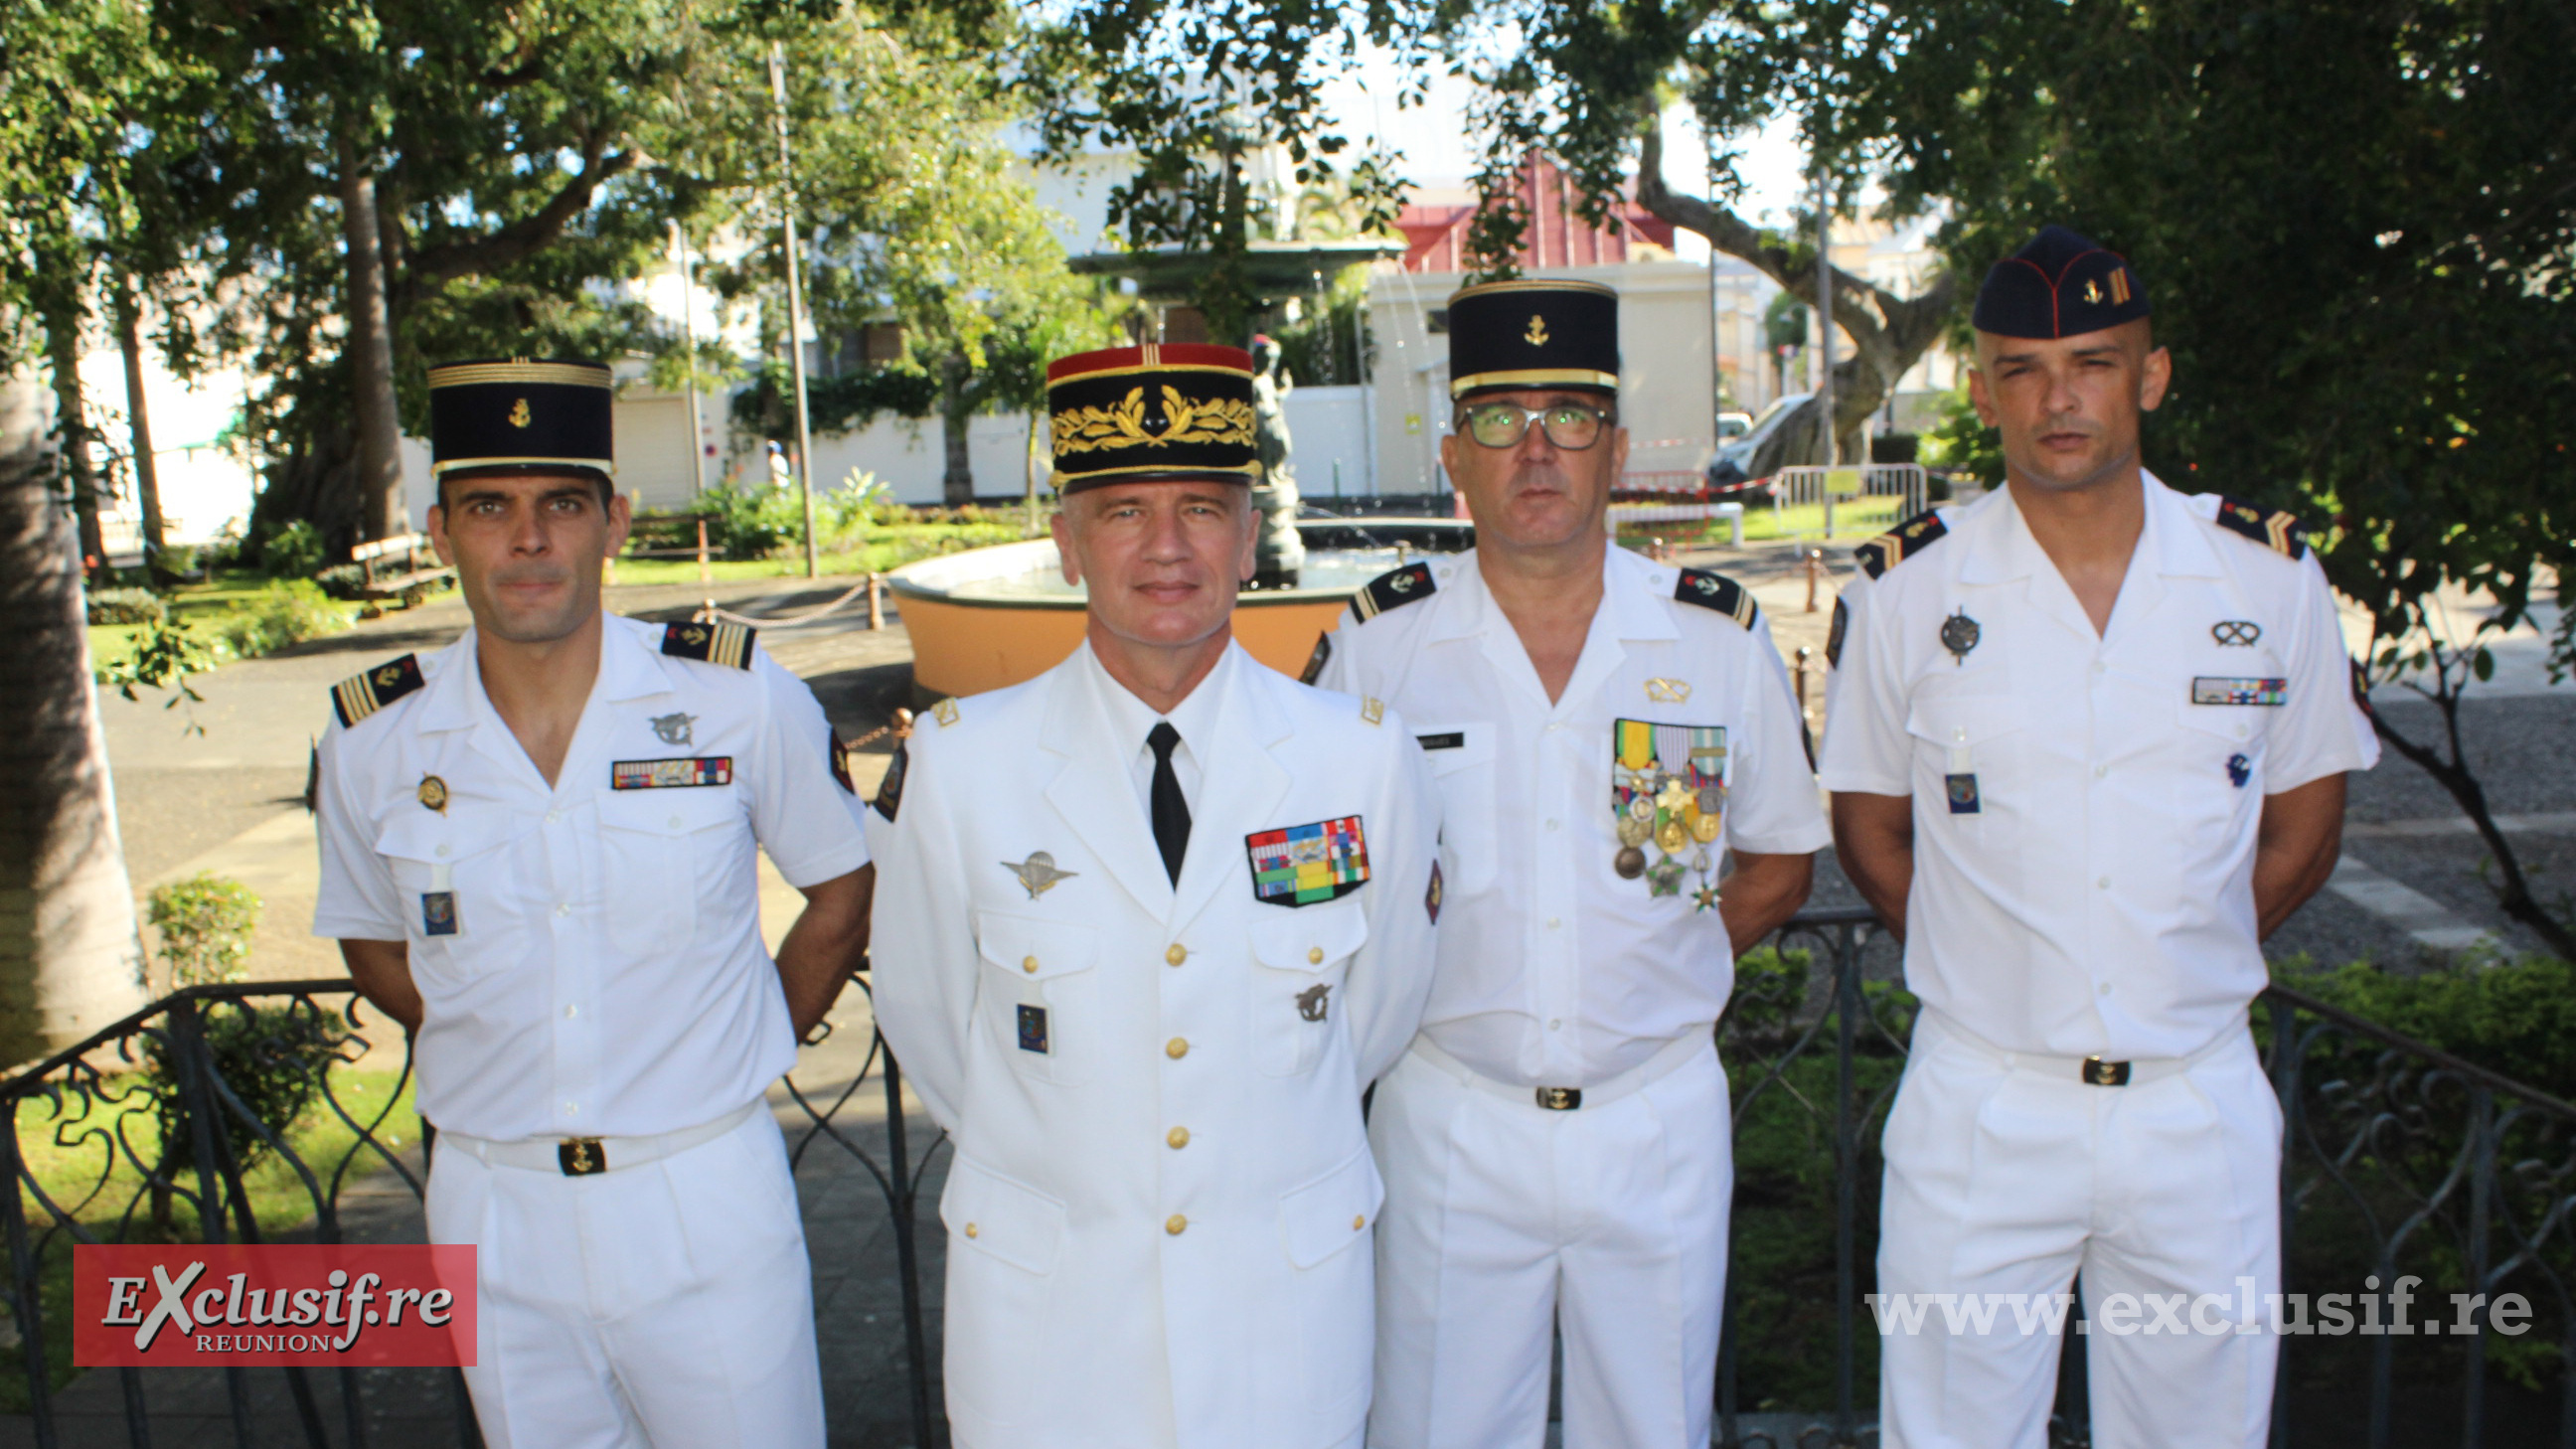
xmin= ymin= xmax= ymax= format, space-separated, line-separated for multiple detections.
xmin=1247 ymin=334 xmax=1305 ymax=588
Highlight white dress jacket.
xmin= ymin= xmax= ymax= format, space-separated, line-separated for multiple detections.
xmin=869 ymin=641 xmax=1443 ymax=1449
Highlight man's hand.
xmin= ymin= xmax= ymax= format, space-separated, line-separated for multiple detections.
xmin=2256 ymin=772 xmax=2346 ymax=940
xmin=1718 ymin=851 xmax=1816 ymax=958
xmin=1830 ymin=792 xmax=1915 ymax=944
xmin=777 ymin=864 xmax=876 ymax=1042
xmin=339 ymin=939 xmax=422 ymax=1035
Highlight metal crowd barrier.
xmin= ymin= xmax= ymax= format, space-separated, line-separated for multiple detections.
xmin=1767 ymin=465 xmax=1929 ymax=540
xmin=5 ymin=913 xmax=2571 ymax=1447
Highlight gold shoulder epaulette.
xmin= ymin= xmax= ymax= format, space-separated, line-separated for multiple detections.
xmin=661 ymin=619 xmax=756 ymax=669
xmin=1351 ymin=562 xmax=1435 ymax=621
xmin=2209 ymin=495 xmax=2310 ymax=560
xmin=330 ymin=654 xmax=424 ymax=728
xmin=1674 ymin=567 xmax=1757 ymax=628
xmin=1853 ymin=509 xmax=1950 ymax=580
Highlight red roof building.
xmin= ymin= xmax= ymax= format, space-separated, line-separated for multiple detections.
xmin=1394 ymin=153 xmax=1678 ymax=274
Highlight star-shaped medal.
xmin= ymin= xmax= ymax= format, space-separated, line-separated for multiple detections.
xmin=1692 ymin=883 xmax=1721 ymax=912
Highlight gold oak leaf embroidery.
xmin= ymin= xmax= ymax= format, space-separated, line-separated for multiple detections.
xmin=1051 ymin=387 xmax=1255 ymax=454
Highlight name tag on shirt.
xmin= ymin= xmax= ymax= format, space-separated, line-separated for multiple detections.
xmin=611 ymin=756 xmax=734 ymax=789
xmin=2190 ymin=678 xmax=2287 ymax=707
xmin=1415 ymin=731 xmax=1465 ymax=751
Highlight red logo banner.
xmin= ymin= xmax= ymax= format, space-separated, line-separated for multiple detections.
xmin=74 ymin=1244 xmax=476 ymax=1367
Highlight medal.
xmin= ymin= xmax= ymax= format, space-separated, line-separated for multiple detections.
xmin=1616 ymin=816 xmax=1652 ymax=848
xmin=1614 ymin=845 xmax=1648 ymax=880
xmin=1646 ymin=856 xmax=1687 ymax=896
xmin=1940 ymin=609 xmax=1981 ymax=665
xmin=1655 ymin=818 xmax=1689 ymax=855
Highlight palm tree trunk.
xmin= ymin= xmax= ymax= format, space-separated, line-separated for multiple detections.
xmin=337 ymin=134 xmax=404 ymax=543
xmin=37 ymin=276 xmax=106 ymax=578
xmin=0 ymin=361 xmax=149 ymax=1068
xmin=113 ymin=281 xmax=167 ymax=574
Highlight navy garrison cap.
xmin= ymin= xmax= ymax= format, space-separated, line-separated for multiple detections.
xmin=1971 ymin=227 xmax=2150 ymax=340
xmin=1447 ymin=278 xmax=1619 ymax=399
xmin=426 ymin=358 xmax=614 ymax=483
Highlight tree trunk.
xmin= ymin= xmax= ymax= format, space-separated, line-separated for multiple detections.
xmin=939 ymin=354 xmax=974 ymax=508
xmin=0 ymin=361 xmax=149 ymax=1068
xmin=337 ymin=135 xmax=404 ymax=543
xmin=37 ymin=279 xmax=106 ymax=579
xmin=113 ymin=282 xmax=167 ymax=574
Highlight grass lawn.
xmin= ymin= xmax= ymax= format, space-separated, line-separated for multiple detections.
xmin=1 ymin=1063 xmax=419 ymax=1412
xmin=88 ymin=569 xmax=365 ymax=680
xmin=612 ymin=519 xmax=1044 ymax=585
xmin=1611 ymin=495 xmax=1914 ymax=552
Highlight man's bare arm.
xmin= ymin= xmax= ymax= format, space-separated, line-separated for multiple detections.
xmin=339 ymin=939 xmax=422 ymax=1036
xmin=1831 ymin=792 xmax=1915 ymax=944
xmin=2255 ymin=772 xmax=2346 ymax=940
xmin=777 ymin=864 xmax=876 ymax=1041
xmin=1718 ymin=851 xmax=1816 ymax=958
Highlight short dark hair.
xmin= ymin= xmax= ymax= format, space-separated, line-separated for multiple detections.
xmin=434 ymin=467 xmax=614 ymax=513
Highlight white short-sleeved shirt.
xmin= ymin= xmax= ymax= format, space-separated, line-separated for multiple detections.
xmin=1817 ymin=475 xmax=2376 ymax=1059
xmin=313 ymin=613 xmax=872 ymax=1140
xmin=1319 ymin=543 xmax=1832 ymax=1088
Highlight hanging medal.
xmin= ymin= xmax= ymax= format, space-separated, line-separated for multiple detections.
xmin=1612 ymin=720 xmax=1729 ymax=898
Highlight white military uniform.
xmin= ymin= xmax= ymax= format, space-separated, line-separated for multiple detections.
xmin=1818 ymin=475 xmax=2377 ymax=1449
xmin=1315 ymin=543 xmax=1831 ymax=1449
xmin=868 ymin=640 xmax=1442 ymax=1449
xmin=313 ymin=613 xmax=870 ymax=1449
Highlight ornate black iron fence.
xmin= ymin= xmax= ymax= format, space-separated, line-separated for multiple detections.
xmin=6 ymin=916 xmax=2571 ymax=1447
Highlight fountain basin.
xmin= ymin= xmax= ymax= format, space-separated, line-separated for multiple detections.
xmin=886 ymin=518 xmax=1474 ymax=700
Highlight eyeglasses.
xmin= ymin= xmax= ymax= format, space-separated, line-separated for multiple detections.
xmin=1457 ymin=401 xmax=1612 ymax=451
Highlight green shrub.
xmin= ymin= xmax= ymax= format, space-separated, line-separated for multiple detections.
xmin=1919 ymin=384 xmax=2004 ymax=487
xmin=215 ymin=578 xmax=350 ymax=657
xmin=311 ymin=562 xmax=371 ymax=600
xmin=2273 ymin=954 xmax=2576 ymax=1101
xmin=256 ymin=519 xmax=326 ymax=577
xmin=140 ymin=1003 xmax=340 ymax=1235
xmin=146 ymin=874 xmax=262 ymax=987
xmin=85 ymin=587 xmax=166 ymax=625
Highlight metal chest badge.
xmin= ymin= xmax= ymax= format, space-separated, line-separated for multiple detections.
xmin=1939 ymin=609 xmax=1981 ymax=665
xmin=1611 ymin=720 xmax=1728 ymax=905
xmin=416 ymin=774 xmax=448 ymax=814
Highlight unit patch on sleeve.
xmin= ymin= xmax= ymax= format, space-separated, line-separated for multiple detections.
xmin=873 ymin=741 xmax=909 ymax=822
xmin=1673 ymin=568 xmax=1757 ymax=628
xmin=660 ymin=619 xmax=756 ymax=669
xmin=1351 ymin=563 xmax=1435 ymax=621
xmin=330 ymin=654 xmax=424 ymax=727
xmin=611 ymin=757 xmax=734 ymax=789
xmin=1299 ymin=630 xmax=1334 ymax=685
xmin=830 ymin=734 xmax=856 ymax=794
xmin=1826 ymin=596 xmax=1850 ymax=668
xmin=1853 ymin=509 xmax=1949 ymax=579
xmin=2191 ymin=677 xmax=2288 ymax=707
xmin=1245 ymin=816 xmax=1371 ymax=906
xmin=2209 ymin=497 xmax=2310 ymax=560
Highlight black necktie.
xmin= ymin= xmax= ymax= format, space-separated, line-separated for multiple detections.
xmin=1147 ymin=721 xmax=1191 ymax=885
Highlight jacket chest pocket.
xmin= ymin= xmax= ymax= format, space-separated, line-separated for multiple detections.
xmin=1416 ymin=723 xmax=1496 ymax=895
xmin=1248 ymin=903 xmax=1368 ymax=1077
xmin=375 ymin=808 xmax=514 ymax=987
xmin=975 ymin=913 xmax=1099 ymax=1087
xmin=596 ymin=789 xmax=741 ymax=960
xmin=1904 ymin=693 xmax=2027 ymax=827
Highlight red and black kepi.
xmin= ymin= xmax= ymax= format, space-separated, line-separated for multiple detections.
xmin=1971 ymin=226 xmax=2151 ymax=341
xmin=1045 ymin=344 xmax=1258 ymax=494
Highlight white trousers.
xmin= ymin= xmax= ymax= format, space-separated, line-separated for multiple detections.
xmin=424 ymin=1105 xmax=826 ymax=1449
xmin=1368 ymin=1037 xmax=1729 ymax=1449
xmin=1877 ymin=1011 xmax=2282 ymax=1449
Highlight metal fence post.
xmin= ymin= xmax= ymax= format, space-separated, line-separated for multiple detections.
xmin=2462 ymin=1086 xmax=2495 ymax=1448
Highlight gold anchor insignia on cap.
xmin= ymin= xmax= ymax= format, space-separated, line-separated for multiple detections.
xmin=508 ymin=397 xmax=532 ymax=428
xmin=1525 ymin=314 xmax=1549 ymax=346
xmin=2082 ymin=279 xmax=2103 ymax=305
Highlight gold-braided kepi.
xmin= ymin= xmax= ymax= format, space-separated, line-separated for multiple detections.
xmin=1446 ymin=277 xmax=1620 ymax=399
xmin=1045 ymin=344 xmax=1258 ymax=493
xmin=425 ymin=357 xmax=615 ymax=482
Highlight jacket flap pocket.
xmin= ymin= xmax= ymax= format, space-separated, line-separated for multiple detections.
xmin=1903 ymin=694 xmax=2027 ymax=747
xmin=375 ymin=808 xmax=511 ymax=865
xmin=976 ymin=912 xmax=1098 ymax=981
xmin=1279 ymin=1147 xmax=1383 ymax=1269
xmin=1413 ymin=722 xmax=1492 ymax=775
xmin=596 ymin=788 xmax=737 ymax=836
xmin=1250 ymin=902 xmax=1368 ymax=972
xmin=939 ymin=1158 xmax=1067 ymax=1276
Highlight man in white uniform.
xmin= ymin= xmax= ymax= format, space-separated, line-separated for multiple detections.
xmin=1820 ymin=228 xmax=2374 ymax=1448
xmin=1313 ymin=279 xmax=1829 ymax=1449
xmin=313 ymin=357 xmax=874 ymax=1448
xmin=868 ymin=343 xmax=1442 ymax=1449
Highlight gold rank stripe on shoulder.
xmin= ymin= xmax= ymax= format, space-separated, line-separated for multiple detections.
xmin=1854 ymin=508 xmax=1950 ymax=580
xmin=660 ymin=619 xmax=756 ymax=669
xmin=330 ymin=654 xmax=425 ymax=728
xmin=1673 ymin=567 xmax=1757 ymax=628
xmin=1351 ymin=562 xmax=1435 ymax=621
xmin=2210 ymin=495 xmax=2311 ymax=561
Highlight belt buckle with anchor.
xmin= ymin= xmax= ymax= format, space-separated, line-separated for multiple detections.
xmin=559 ymin=1137 xmax=608 ymax=1176
xmin=2080 ymin=1056 xmax=2132 ymax=1087
xmin=1534 ymin=1086 xmax=1583 ymax=1111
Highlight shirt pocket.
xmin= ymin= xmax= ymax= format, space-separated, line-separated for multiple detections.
xmin=1903 ymin=693 xmax=2026 ymax=825
xmin=974 ymin=912 xmax=1100 ymax=1087
xmin=1414 ymin=722 xmax=1497 ymax=895
xmin=2173 ymin=702 xmax=2268 ymax=847
xmin=1248 ymin=902 xmax=1369 ymax=1077
xmin=595 ymin=788 xmax=741 ymax=961
xmin=375 ymin=807 xmax=514 ymax=986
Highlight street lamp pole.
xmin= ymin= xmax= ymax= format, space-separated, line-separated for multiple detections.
xmin=1814 ymin=159 xmax=1836 ymax=469
xmin=769 ymin=41 xmax=820 ymax=579
xmin=671 ymin=221 xmax=711 ymax=502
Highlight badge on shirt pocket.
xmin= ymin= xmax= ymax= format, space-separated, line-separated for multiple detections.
xmin=1245 ymin=817 xmax=1370 ymax=906
xmin=420 ymin=890 xmax=459 ymax=937
xmin=1017 ymin=1004 xmax=1050 ymax=1054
